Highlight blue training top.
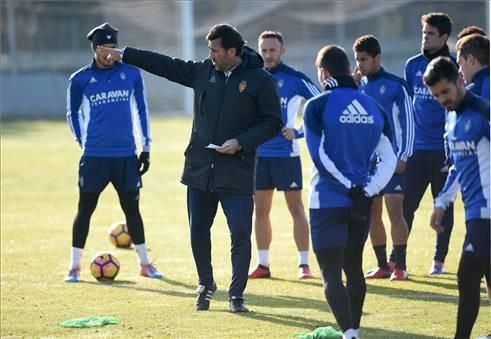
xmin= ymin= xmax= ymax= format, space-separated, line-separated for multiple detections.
xmin=435 ymin=91 xmax=490 ymax=221
xmin=359 ymin=67 xmax=414 ymax=161
xmin=467 ymin=66 xmax=490 ymax=101
xmin=257 ymin=62 xmax=320 ymax=157
xmin=304 ymin=76 xmax=396 ymax=209
xmin=67 ymin=60 xmax=151 ymax=157
xmin=405 ymin=52 xmax=457 ymax=151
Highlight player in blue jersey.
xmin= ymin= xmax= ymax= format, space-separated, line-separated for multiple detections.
xmin=403 ymin=12 xmax=456 ymax=274
xmin=425 ymin=57 xmax=490 ymax=339
xmin=352 ymin=35 xmax=414 ymax=281
xmin=64 ymin=23 xmax=162 ymax=282
xmin=304 ymin=45 xmax=396 ymax=339
xmin=456 ymin=34 xmax=489 ymax=102
xmin=248 ymin=31 xmax=320 ymax=280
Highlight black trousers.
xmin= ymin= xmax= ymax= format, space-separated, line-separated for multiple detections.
xmin=454 ymin=254 xmax=490 ymax=339
xmin=403 ymin=150 xmax=454 ymax=262
xmin=187 ymin=186 xmax=253 ymax=298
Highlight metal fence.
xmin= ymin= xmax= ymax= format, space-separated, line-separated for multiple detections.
xmin=0 ymin=0 xmax=488 ymax=118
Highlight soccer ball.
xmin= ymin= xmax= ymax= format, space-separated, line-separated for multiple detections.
xmin=90 ymin=253 xmax=120 ymax=281
xmin=108 ymin=222 xmax=132 ymax=248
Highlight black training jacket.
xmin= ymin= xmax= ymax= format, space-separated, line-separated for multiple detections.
xmin=123 ymin=46 xmax=282 ymax=194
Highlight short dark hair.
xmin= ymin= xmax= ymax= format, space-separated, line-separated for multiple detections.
xmin=206 ymin=24 xmax=245 ymax=55
xmin=457 ymin=25 xmax=487 ymax=40
xmin=421 ymin=12 xmax=452 ymax=37
xmin=423 ymin=56 xmax=459 ymax=87
xmin=456 ymin=33 xmax=490 ymax=66
xmin=353 ymin=35 xmax=381 ymax=57
xmin=258 ymin=31 xmax=283 ymax=46
xmin=315 ymin=45 xmax=351 ymax=77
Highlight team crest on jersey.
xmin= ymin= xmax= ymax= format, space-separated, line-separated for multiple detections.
xmin=239 ymin=81 xmax=247 ymax=93
xmin=277 ymin=79 xmax=284 ymax=88
xmin=379 ymin=85 xmax=386 ymax=95
xmin=120 ymin=72 xmax=126 ymax=80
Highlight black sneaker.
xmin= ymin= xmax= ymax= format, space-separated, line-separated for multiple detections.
xmin=229 ymin=296 xmax=250 ymax=313
xmin=195 ymin=281 xmax=217 ymax=311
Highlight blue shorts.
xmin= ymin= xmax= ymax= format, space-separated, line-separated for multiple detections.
xmin=78 ymin=156 xmax=141 ymax=193
xmin=381 ymin=173 xmax=405 ymax=195
xmin=463 ymin=218 xmax=490 ymax=257
xmin=255 ymin=156 xmax=302 ymax=191
xmin=309 ymin=207 xmax=371 ymax=252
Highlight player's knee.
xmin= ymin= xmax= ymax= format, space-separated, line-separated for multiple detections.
xmin=254 ymin=206 xmax=270 ymax=218
xmin=119 ymin=191 xmax=140 ymax=215
xmin=386 ymin=196 xmax=404 ymax=219
xmin=288 ymin=204 xmax=306 ymax=219
xmin=77 ymin=193 xmax=99 ymax=216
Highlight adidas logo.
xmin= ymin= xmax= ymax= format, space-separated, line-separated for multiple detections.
xmin=290 ymin=182 xmax=298 ymax=188
xmin=339 ymin=99 xmax=374 ymax=124
xmin=464 ymin=243 xmax=474 ymax=253
xmin=89 ymin=77 xmax=97 ymax=84
xmin=324 ymin=77 xmax=339 ymax=89
xmin=209 ymin=75 xmax=216 ymax=83
xmin=416 ymin=70 xmax=422 ymax=77
xmin=394 ymin=185 xmax=402 ymax=191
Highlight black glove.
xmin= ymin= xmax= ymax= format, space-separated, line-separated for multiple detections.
xmin=348 ymin=185 xmax=372 ymax=222
xmin=138 ymin=151 xmax=150 ymax=176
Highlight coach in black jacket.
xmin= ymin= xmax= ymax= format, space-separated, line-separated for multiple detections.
xmin=101 ymin=24 xmax=282 ymax=313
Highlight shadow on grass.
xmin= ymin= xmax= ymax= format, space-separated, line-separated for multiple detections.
xmin=411 ymin=276 xmax=457 ymax=288
xmin=78 ymin=278 xmax=452 ymax=338
xmin=366 ymin=283 xmax=458 ymax=304
xmin=269 ymin=276 xmax=324 ymax=287
xmin=367 ymin=276 xmax=489 ymax=302
xmin=273 ymin=275 xmax=464 ymax=305
xmin=231 ymin=310 xmax=445 ymax=338
xmin=79 ymin=277 xmax=330 ymax=312
xmin=163 ymin=276 xmax=330 ymax=311
xmin=79 ymin=278 xmax=196 ymax=297
xmin=360 ymin=327 xmax=446 ymax=339
xmin=231 ymin=310 xmax=333 ymax=331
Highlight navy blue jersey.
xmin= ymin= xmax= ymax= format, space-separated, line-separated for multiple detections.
xmin=258 ymin=62 xmax=320 ymax=157
xmin=359 ymin=67 xmax=414 ymax=161
xmin=67 ymin=60 xmax=151 ymax=157
xmin=435 ymin=91 xmax=490 ymax=221
xmin=304 ymin=76 xmax=396 ymax=209
xmin=467 ymin=66 xmax=490 ymax=101
xmin=405 ymin=52 xmax=457 ymax=151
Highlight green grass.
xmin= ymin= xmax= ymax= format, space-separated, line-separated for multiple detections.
xmin=1 ymin=118 xmax=489 ymax=338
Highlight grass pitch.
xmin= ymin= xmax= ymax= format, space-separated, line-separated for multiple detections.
xmin=1 ymin=118 xmax=489 ymax=338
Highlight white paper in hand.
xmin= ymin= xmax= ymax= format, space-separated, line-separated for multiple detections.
xmin=205 ymin=143 xmax=221 ymax=149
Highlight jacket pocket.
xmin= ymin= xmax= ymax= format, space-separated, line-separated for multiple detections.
xmin=237 ymin=151 xmax=256 ymax=169
xmin=184 ymin=132 xmax=197 ymax=156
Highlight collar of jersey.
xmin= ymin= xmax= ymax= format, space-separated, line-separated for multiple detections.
xmin=366 ymin=67 xmax=385 ymax=81
xmin=472 ymin=66 xmax=490 ymax=84
xmin=267 ymin=62 xmax=287 ymax=74
xmin=455 ymin=91 xmax=475 ymax=115
xmin=90 ymin=59 xmax=120 ymax=74
xmin=422 ymin=44 xmax=450 ymax=61
xmin=323 ymin=75 xmax=358 ymax=90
